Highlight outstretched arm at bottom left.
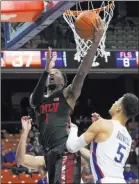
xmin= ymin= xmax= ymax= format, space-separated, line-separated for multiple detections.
xmin=16 ymin=117 xmax=45 ymax=170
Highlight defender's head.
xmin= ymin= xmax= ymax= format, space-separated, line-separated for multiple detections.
xmin=46 ymin=69 xmax=67 ymax=90
xmin=109 ymin=93 xmax=139 ymax=120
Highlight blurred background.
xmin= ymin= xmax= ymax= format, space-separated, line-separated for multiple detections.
xmin=1 ymin=1 xmax=139 ymax=184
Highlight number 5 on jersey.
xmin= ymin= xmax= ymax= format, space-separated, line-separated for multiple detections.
xmin=114 ymin=143 xmax=126 ymax=163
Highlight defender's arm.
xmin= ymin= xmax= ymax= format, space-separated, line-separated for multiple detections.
xmin=16 ymin=117 xmax=45 ymax=169
xmin=80 ymin=148 xmax=90 ymax=163
xmin=16 ymin=129 xmax=45 ymax=169
xmin=66 ymin=119 xmax=109 ymax=153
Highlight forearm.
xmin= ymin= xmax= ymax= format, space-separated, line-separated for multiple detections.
xmin=16 ymin=130 xmax=29 ymax=163
xmin=66 ymin=126 xmax=88 ymax=153
xmin=18 ymin=155 xmax=45 ymax=170
xmin=80 ymin=148 xmax=90 ymax=163
xmin=67 ymin=120 xmax=101 ymax=153
xmin=71 ymin=42 xmax=99 ymax=99
xmin=76 ymin=42 xmax=99 ymax=74
xmin=30 ymin=71 xmax=49 ymax=108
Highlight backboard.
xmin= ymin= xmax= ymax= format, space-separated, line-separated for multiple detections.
xmin=2 ymin=1 xmax=76 ymax=50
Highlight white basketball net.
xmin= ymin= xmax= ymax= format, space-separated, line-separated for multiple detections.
xmin=63 ymin=1 xmax=115 ymax=62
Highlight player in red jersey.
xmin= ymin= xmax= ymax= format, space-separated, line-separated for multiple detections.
xmin=29 ymin=19 xmax=104 ymax=184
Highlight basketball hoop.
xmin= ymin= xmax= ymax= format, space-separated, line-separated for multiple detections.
xmin=63 ymin=1 xmax=115 ymax=62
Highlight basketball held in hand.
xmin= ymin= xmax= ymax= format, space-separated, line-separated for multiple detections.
xmin=74 ymin=11 xmax=100 ymax=40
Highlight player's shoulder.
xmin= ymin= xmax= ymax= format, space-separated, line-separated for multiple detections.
xmin=93 ymin=119 xmax=112 ymax=127
xmin=91 ymin=119 xmax=113 ymax=133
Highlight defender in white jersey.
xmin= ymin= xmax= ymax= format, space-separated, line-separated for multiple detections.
xmin=66 ymin=93 xmax=139 ymax=183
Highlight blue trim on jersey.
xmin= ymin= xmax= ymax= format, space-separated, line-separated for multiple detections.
xmin=92 ymin=142 xmax=104 ymax=181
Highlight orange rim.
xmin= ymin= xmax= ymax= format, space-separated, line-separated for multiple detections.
xmin=64 ymin=1 xmax=114 ymax=17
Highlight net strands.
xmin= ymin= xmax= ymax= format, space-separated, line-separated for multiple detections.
xmin=63 ymin=1 xmax=115 ymax=62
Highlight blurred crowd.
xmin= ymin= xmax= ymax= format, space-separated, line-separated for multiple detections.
xmin=21 ymin=16 xmax=138 ymax=50
xmin=1 ymin=14 xmax=138 ymax=50
xmin=1 ymin=124 xmax=46 ymax=183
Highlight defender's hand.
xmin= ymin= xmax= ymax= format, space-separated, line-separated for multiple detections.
xmin=45 ymin=47 xmax=57 ymax=72
xmin=91 ymin=113 xmax=102 ymax=122
xmin=92 ymin=18 xmax=104 ymax=43
xmin=21 ymin=116 xmax=32 ymax=132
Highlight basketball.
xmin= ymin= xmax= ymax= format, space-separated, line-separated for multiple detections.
xmin=74 ymin=11 xmax=100 ymax=40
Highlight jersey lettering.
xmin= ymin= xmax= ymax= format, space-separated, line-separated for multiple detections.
xmin=41 ymin=102 xmax=59 ymax=114
xmin=117 ymin=131 xmax=130 ymax=146
xmin=114 ymin=143 xmax=126 ymax=163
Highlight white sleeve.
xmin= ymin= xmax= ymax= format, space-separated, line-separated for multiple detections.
xmin=66 ymin=123 xmax=88 ymax=153
xmin=135 ymin=147 xmax=138 ymax=156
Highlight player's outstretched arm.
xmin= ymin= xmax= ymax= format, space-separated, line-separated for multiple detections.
xmin=64 ymin=19 xmax=104 ymax=103
xmin=30 ymin=47 xmax=56 ymax=108
xmin=66 ymin=119 xmax=109 ymax=153
xmin=16 ymin=116 xmax=45 ymax=169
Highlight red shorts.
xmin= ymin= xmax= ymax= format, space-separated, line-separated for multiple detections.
xmin=45 ymin=144 xmax=81 ymax=184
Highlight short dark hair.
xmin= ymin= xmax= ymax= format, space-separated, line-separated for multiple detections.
xmin=62 ymin=72 xmax=68 ymax=87
xmin=121 ymin=93 xmax=139 ymax=119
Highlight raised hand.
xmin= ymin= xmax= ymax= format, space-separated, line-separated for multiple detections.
xmin=45 ymin=47 xmax=57 ymax=72
xmin=91 ymin=112 xmax=102 ymax=122
xmin=92 ymin=18 xmax=104 ymax=43
xmin=21 ymin=116 xmax=32 ymax=132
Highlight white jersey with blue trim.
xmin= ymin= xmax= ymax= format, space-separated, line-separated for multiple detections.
xmin=90 ymin=120 xmax=132 ymax=183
